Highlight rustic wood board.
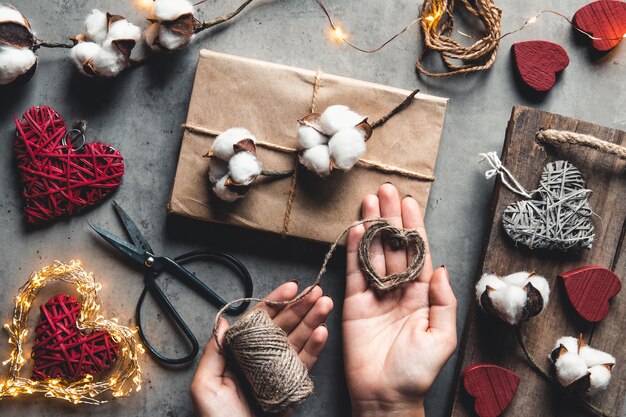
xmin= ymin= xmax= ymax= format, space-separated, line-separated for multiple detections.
xmin=449 ymin=106 xmax=626 ymax=417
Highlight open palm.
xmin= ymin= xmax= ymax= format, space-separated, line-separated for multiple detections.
xmin=343 ymin=184 xmax=457 ymax=416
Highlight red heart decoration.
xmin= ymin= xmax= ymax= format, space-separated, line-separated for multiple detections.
xmin=14 ymin=106 xmax=124 ymax=223
xmin=512 ymin=40 xmax=570 ymax=92
xmin=463 ymin=364 xmax=520 ymax=417
xmin=574 ymin=0 xmax=626 ymax=52
xmin=559 ymin=266 xmax=622 ymax=323
xmin=32 ymin=294 xmax=119 ymax=381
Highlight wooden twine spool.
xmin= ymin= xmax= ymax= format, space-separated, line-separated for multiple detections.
xmin=215 ymin=218 xmax=426 ymax=413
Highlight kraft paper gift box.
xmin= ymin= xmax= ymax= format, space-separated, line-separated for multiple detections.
xmin=168 ymin=50 xmax=448 ymax=244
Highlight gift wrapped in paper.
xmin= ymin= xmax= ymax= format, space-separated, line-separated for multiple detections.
xmin=168 ymin=50 xmax=448 ymax=244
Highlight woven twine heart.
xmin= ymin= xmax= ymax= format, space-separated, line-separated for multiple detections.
xmin=502 ymin=160 xmax=594 ymax=251
xmin=14 ymin=106 xmax=124 ymax=223
xmin=32 ymin=294 xmax=119 ymax=381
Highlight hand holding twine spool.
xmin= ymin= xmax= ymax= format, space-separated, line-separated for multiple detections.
xmin=212 ymin=218 xmax=426 ymax=413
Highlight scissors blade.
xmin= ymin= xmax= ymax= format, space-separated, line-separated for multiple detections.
xmin=89 ymin=223 xmax=147 ymax=266
xmin=111 ymin=201 xmax=154 ymax=254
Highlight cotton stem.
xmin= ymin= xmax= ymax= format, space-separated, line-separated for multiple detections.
xmin=195 ymin=0 xmax=255 ymax=33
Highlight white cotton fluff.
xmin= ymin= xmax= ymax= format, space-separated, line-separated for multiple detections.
xmin=157 ymin=27 xmax=191 ymax=50
xmin=229 ymin=151 xmax=261 ymax=185
xmin=318 ymin=105 xmax=365 ymax=135
xmin=212 ymin=128 xmax=255 ymax=161
xmin=588 ymin=365 xmax=612 ymax=395
xmin=328 ymin=128 xmax=366 ymax=170
xmin=300 ymin=145 xmax=331 ymax=177
xmin=154 ymin=0 xmax=194 ymax=21
xmin=213 ymin=175 xmax=240 ymax=202
xmin=475 ymin=271 xmax=550 ymax=325
xmin=88 ymin=42 xmax=127 ymax=77
xmin=579 ymin=345 xmax=616 ymax=368
xmin=0 ymin=47 xmax=36 ymax=85
xmin=208 ymin=158 xmax=229 ymax=184
xmin=555 ymin=352 xmax=589 ymax=387
xmin=0 ymin=4 xmax=28 ymax=25
xmin=107 ymin=18 xmax=142 ymax=43
xmin=70 ymin=41 xmax=101 ymax=74
xmin=297 ymin=125 xmax=327 ymax=149
xmin=553 ymin=336 xmax=579 ymax=354
xmin=84 ymin=9 xmax=108 ymax=43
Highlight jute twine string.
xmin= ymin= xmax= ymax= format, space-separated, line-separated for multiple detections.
xmin=417 ymin=0 xmax=502 ymax=77
xmin=481 ymin=153 xmax=595 ymax=251
xmin=536 ymin=129 xmax=626 ymax=160
xmin=212 ymin=218 xmax=426 ymax=413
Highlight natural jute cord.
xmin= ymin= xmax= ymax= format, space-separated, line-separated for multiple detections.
xmin=213 ymin=218 xmax=426 ymax=413
xmin=536 ymin=129 xmax=626 ymax=160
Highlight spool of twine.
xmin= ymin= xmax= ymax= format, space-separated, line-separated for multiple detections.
xmin=215 ymin=218 xmax=427 ymax=413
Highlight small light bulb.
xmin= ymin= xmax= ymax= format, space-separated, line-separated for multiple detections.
xmin=425 ymin=15 xmax=435 ymax=22
xmin=623 ymin=33 xmax=626 ymax=38
xmin=135 ymin=0 xmax=154 ymax=12
xmin=334 ymin=27 xmax=346 ymax=42
xmin=528 ymin=16 xmax=538 ymax=25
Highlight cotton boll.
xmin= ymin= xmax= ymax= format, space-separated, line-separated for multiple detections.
xmin=212 ymin=128 xmax=255 ymax=161
xmin=84 ymin=9 xmax=108 ymax=44
xmin=475 ymin=274 xmax=506 ymax=303
xmin=527 ymin=275 xmax=550 ymax=306
xmin=553 ymin=336 xmax=579 ymax=355
xmin=158 ymin=26 xmax=192 ymax=50
xmin=579 ymin=346 xmax=616 ymax=368
xmin=488 ymin=285 xmax=529 ymax=324
xmin=587 ymin=365 xmax=612 ymax=395
xmin=319 ymin=105 xmax=365 ymax=135
xmin=154 ymin=0 xmax=194 ymax=21
xmin=229 ymin=152 xmax=261 ymax=185
xmin=555 ymin=352 xmax=589 ymax=387
xmin=208 ymin=159 xmax=229 ymax=184
xmin=70 ymin=41 xmax=101 ymax=75
xmin=87 ymin=41 xmax=126 ymax=77
xmin=300 ymin=145 xmax=331 ymax=176
xmin=0 ymin=46 xmax=36 ymax=85
xmin=213 ymin=175 xmax=241 ymax=202
xmin=107 ymin=18 xmax=142 ymax=43
xmin=328 ymin=128 xmax=366 ymax=170
xmin=297 ymin=126 xmax=327 ymax=149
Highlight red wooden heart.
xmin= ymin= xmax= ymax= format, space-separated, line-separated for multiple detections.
xmin=512 ymin=40 xmax=570 ymax=92
xmin=14 ymin=106 xmax=124 ymax=223
xmin=574 ymin=0 xmax=626 ymax=52
xmin=32 ymin=294 xmax=119 ymax=381
xmin=463 ymin=363 xmax=520 ymax=417
xmin=559 ymin=266 xmax=621 ymax=322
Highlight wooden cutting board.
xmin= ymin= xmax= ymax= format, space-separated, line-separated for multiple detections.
xmin=449 ymin=106 xmax=626 ymax=417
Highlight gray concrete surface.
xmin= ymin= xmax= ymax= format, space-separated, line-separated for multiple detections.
xmin=0 ymin=0 xmax=624 ymax=416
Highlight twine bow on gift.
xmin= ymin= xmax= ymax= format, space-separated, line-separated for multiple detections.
xmin=182 ymin=70 xmax=435 ymax=237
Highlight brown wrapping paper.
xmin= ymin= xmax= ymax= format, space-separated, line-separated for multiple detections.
xmin=168 ymin=50 xmax=448 ymax=244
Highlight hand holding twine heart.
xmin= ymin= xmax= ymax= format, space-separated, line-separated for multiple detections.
xmin=0 ymin=261 xmax=142 ymax=405
xmin=213 ymin=218 xmax=426 ymax=413
xmin=14 ymin=106 xmax=124 ymax=224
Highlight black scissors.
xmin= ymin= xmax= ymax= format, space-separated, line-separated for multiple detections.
xmin=89 ymin=202 xmax=253 ymax=365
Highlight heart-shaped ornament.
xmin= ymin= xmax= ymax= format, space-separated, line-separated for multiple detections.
xmin=14 ymin=106 xmax=124 ymax=223
xmin=502 ymin=160 xmax=594 ymax=251
xmin=560 ymin=266 xmax=622 ymax=322
xmin=464 ymin=363 xmax=520 ymax=417
xmin=512 ymin=40 xmax=570 ymax=92
xmin=574 ymin=0 xmax=626 ymax=52
xmin=32 ymin=294 xmax=120 ymax=380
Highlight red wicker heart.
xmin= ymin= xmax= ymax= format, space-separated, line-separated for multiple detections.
xmin=14 ymin=106 xmax=124 ymax=223
xmin=32 ymin=294 xmax=120 ymax=381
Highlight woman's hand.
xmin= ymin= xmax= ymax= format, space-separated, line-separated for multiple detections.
xmin=191 ymin=282 xmax=333 ymax=417
xmin=343 ymin=183 xmax=457 ymax=417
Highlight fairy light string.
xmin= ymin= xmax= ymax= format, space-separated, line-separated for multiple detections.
xmin=318 ymin=0 xmax=626 ymax=76
xmin=0 ymin=261 xmax=143 ymax=405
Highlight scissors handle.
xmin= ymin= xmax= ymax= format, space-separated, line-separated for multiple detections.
xmin=136 ymin=250 xmax=254 ymax=365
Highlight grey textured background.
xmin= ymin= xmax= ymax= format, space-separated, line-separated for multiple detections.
xmin=0 ymin=0 xmax=624 ymax=416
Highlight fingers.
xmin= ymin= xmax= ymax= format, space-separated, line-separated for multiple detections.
xmin=428 ymin=267 xmax=457 ymax=336
xmin=346 ymin=223 xmax=368 ymax=297
xmin=362 ymin=193 xmax=386 ymax=276
xmin=299 ymin=324 xmax=329 ymax=370
xmin=193 ymin=318 xmax=229 ymax=382
xmin=273 ymin=285 xmax=323 ymax=333
xmin=378 ymin=183 xmax=408 ymax=274
xmin=288 ymin=295 xmax=333 ymax=352
xmin=256 ymin=281 xmax=299 ymax=318
xmin=400 ymin=196 xmax=433 ymax=281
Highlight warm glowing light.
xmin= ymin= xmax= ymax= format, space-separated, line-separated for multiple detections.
xmin=134 ymin=0 xmax=154 ymax=12
xmin=425 ymin=15 xmax=435 ymax=22
xmin=623 ymin=33 xmax=626 ymax=38
xmin=528 ymin=16 xmax=538 ymax=25
xmin=332 ymin=25 xmax=348 ymax=43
